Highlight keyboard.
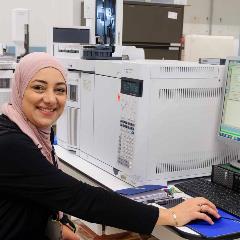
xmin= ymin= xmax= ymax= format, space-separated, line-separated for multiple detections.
xmin=175 ymin=178 xmax=240 ymax=218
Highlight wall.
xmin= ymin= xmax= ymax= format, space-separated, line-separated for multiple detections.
xmin=0 ymin=0 xmax=78 ymax=48
xmin=183 ymin=0 xmax=211 ymax=35
xmin=211 ymin=0 xmax=240 ymax=37
xmin=183 ymin=0 xmax=240 ymax=38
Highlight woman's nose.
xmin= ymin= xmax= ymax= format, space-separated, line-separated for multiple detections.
xmin=43 ymin=90 xmax=56 ymax=104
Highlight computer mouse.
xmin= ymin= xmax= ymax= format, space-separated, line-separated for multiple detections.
xmin=206 ymin=213 xmax=221 ymax=223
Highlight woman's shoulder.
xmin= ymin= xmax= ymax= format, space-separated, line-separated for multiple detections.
xmin=0 ymin=114 xmax=20 ymax=132
xmin=0 ymin=114 xmax=34 ymax=145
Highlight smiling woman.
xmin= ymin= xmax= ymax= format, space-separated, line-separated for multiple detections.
xmin=1 ymin=52 xmax=67 ymax=164
xmin=0 ymin=52 xmax=220 ymax=240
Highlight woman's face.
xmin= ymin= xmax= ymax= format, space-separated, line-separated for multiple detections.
xmin=22 ymin=67 xmax=67 ymax=128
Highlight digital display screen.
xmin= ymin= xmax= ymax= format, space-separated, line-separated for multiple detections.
xmin=53 ymin=28 xmax=90 ymax=44
xmin=121 ymin=78 xmax=143 ymax=97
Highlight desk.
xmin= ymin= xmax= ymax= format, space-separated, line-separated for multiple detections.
xmin=55 ymin=146 xmax=240 ymax=240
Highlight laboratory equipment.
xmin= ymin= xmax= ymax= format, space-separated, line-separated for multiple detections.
xmin=0 ymin=58 xmax=16 ymax=112
xmin=50 ymin=26 xmax=91 ymax=59
xmin=84 ymin=0 xmax=123 ymax=57
xmin=211 ymin=164 xmax=240 ymax=192
xmin=50 ymin=0 xmax=123 ymax=59
xmin=77 ymin=60 xmax=122 ymax=171
xmin=12 ymin=8 xmax=29 ymax=59
xmin=95 ymin=0 xmax=116 ymax=46
xmin=74 ymin=60 xmax=238 ymax=186
xmin=0 ymin=44 xmax=3 ymax=56
xmin=57 ymin=70 xmax=81 ymax=151
xmin=51 ymin=26 xmax=90 ymax=151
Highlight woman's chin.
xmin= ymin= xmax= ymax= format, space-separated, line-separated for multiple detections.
xmin=32 ymin=119 xmax=54 ymax=129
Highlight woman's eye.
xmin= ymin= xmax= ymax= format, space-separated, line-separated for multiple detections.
xmin=31 ymin=85 xmax=46 ymax=92
xmin=55 ymin=88 xmax=66 ymax=95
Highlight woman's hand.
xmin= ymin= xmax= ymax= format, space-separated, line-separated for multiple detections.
xmin=156 ymin=197 xmax=221 ymax=227
xmin=62 ymin=224 xmax=80 ymax=240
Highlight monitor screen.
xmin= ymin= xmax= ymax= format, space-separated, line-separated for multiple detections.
xmin=95 ymin=0 xmax=116 ymax=45
xmin=219 ymin=58 xmax=240 ymax=168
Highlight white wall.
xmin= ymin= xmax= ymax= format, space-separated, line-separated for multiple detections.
xmin=183 ymin=0 xmax=211 ymax=35
xmin=0 ymin=0 xmax=78 ymax=47
xmin=211 ymin=0 xmax=240 ymax=37
xmin=184 ymin=0 xmax=240 ymax=38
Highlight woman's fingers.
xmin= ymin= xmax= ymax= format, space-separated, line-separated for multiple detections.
xmin=194 ymin=212 xmax=214 ymax=225
xmin=195 ymin=197 xmax=218 ymax=211
xmin=199 ymin=203 xmax=221 ymax=219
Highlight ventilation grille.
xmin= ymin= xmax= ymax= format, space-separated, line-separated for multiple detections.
xmin=158 ymin=66 xmax=216 ymax=73
xmin=212 ymin=165 xmax=234 ymax=189
xmin=151 ymin=65 xmax=219 ymax=79
xmin=159 ymin=87 xmax=222 ymax=100
xmin=155 ymin=150 xmax=239 ymax=174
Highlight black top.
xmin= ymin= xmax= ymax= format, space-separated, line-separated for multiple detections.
xmin=0 ymin=115 xmax=159 ymax=240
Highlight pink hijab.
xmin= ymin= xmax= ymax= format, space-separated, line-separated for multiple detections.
xmin=2 ymin=52 xmax=67 ymax=164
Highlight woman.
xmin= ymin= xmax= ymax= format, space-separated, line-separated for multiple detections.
xmin=0 ymin=52 xmax=220 ymax=240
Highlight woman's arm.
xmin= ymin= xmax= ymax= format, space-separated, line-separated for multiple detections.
xmin=0 ymin=132 xmax=158 ymax=234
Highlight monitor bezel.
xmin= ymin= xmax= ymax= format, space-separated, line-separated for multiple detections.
xmin=218 ymin=56 xmax=240 ymax=148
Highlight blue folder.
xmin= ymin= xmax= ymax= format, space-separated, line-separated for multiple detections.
xmin=186 ymin=209 xmax=240 ymax=238
xmin=116 ymin=184 xmax=166 ymax=196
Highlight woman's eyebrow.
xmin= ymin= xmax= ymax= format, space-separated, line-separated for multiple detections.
xmin=31 ymin=79 xmax=47 ymax=84
xmin=56 ymin=82 xmax=67 ymax=86
xmin=31 ymin=80 xmax=66 ymax=86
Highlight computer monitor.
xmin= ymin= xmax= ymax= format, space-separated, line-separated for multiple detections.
xmin=219 ymin=57 xmax=240 ymax=168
